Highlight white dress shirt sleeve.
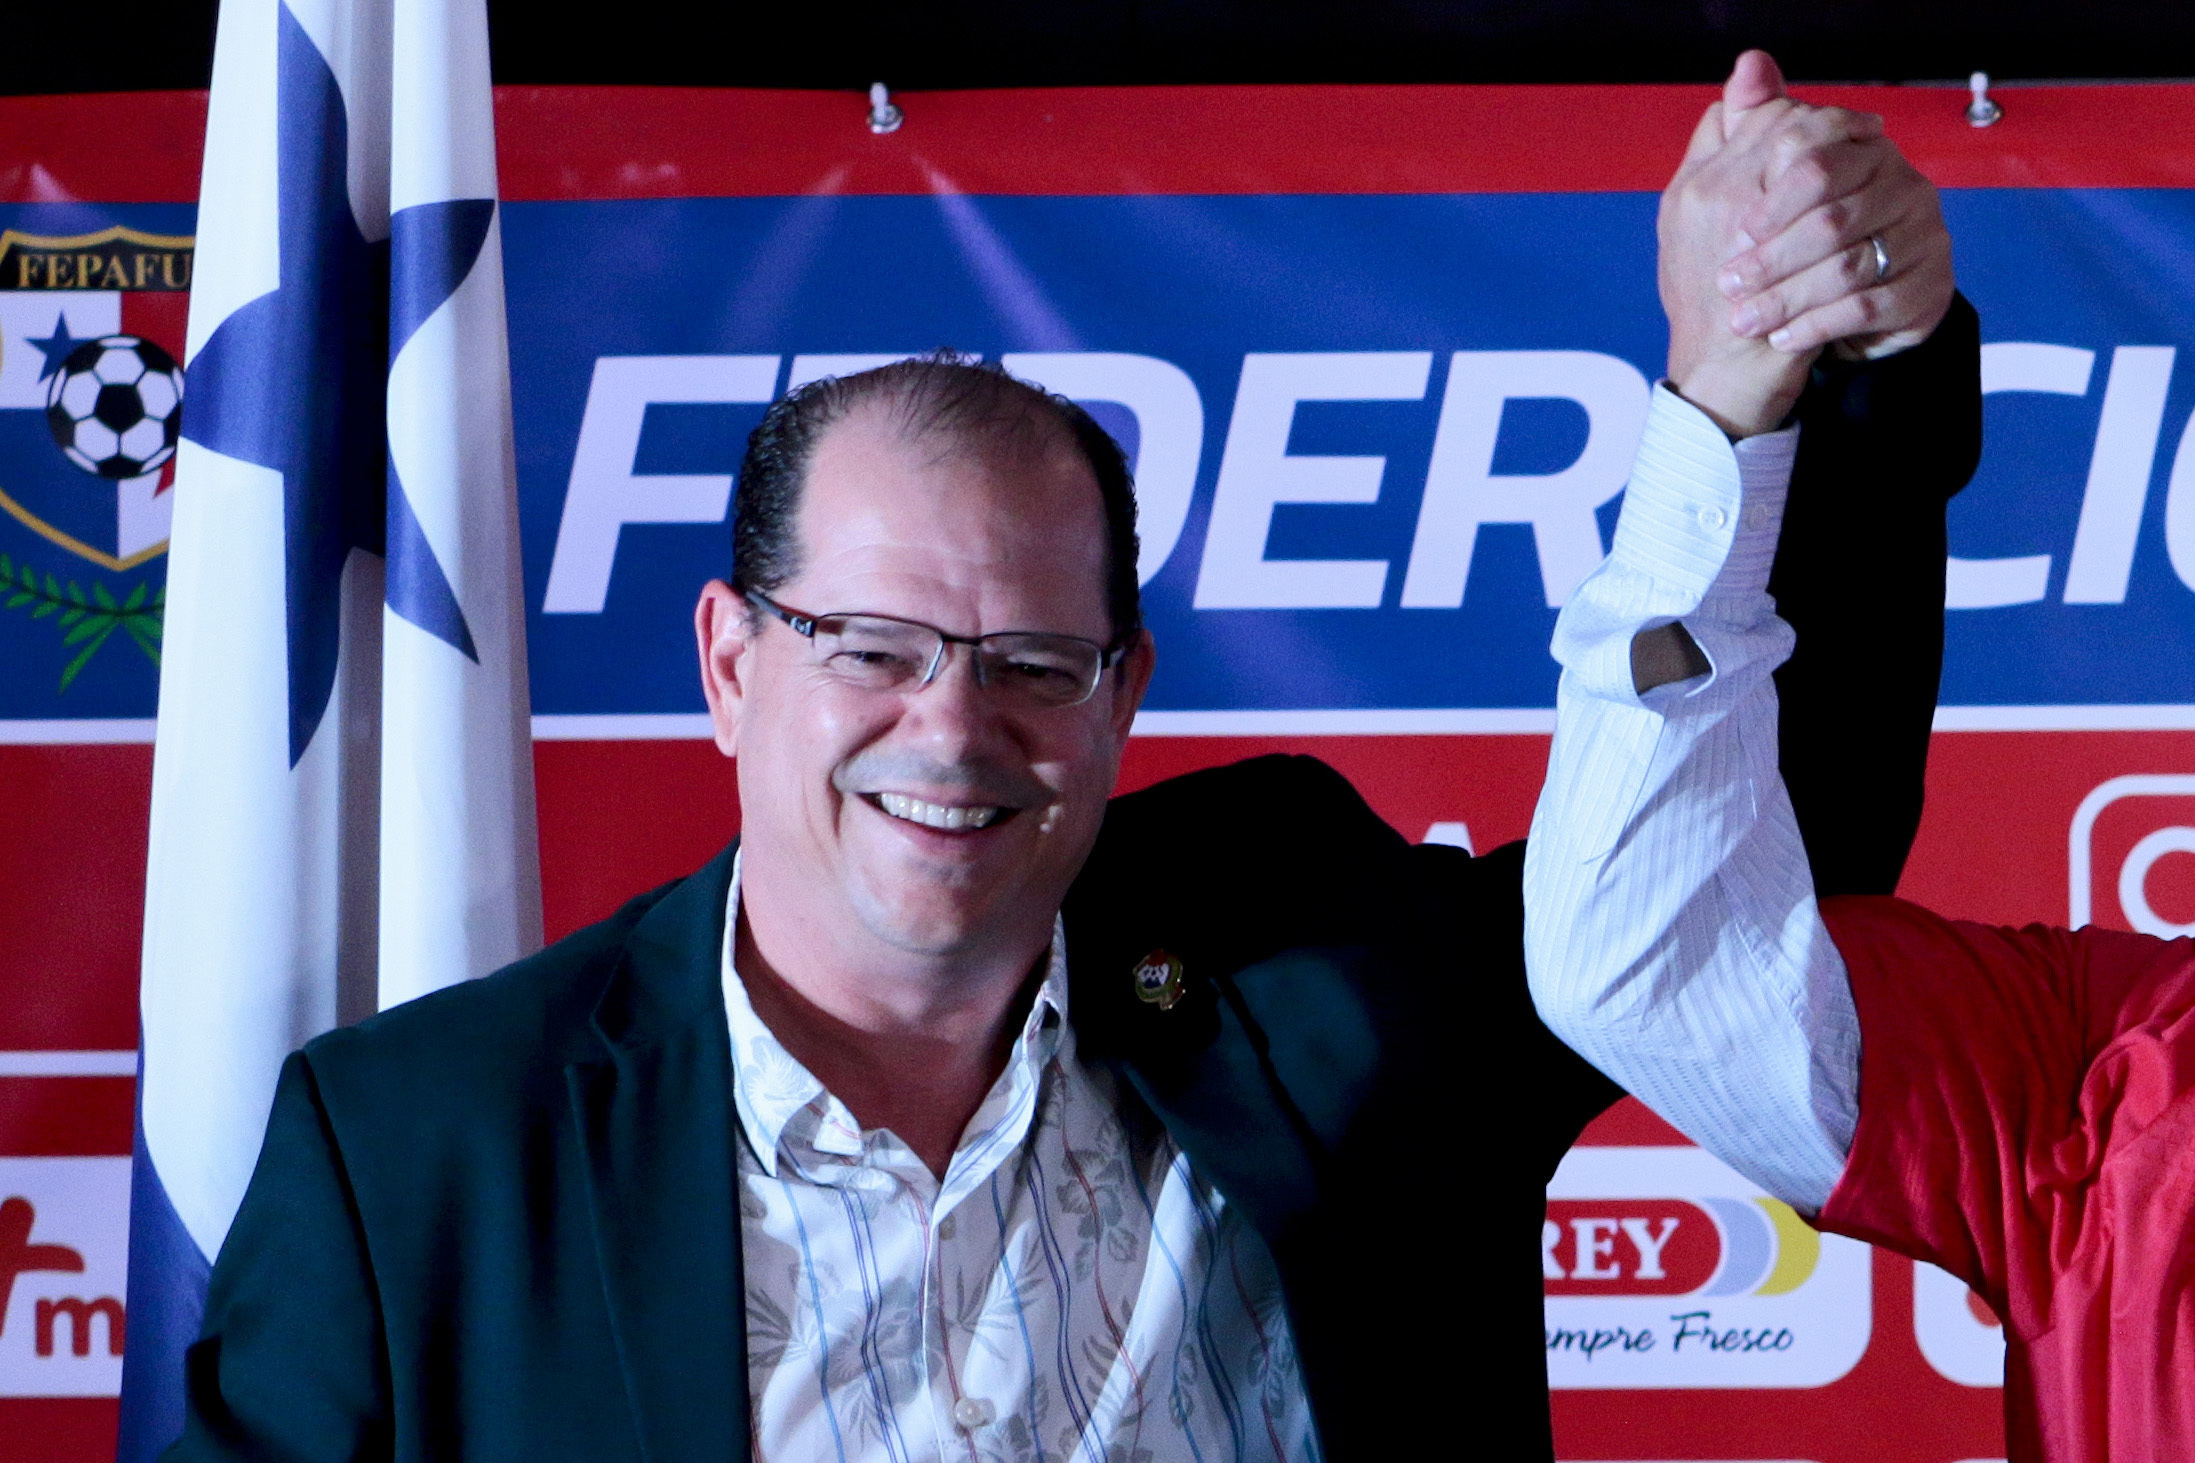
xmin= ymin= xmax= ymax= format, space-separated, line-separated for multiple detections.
xmin=1523 ymin=384 xmax=1860 ymax=1214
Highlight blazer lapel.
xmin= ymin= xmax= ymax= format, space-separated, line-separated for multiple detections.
xmin=569 ymin=843 xmax=749 ymax=1463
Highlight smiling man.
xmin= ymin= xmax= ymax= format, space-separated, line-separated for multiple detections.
xmin=699 ymin=369 xmax=1154 ymax=1190
xmin=168 ymin=54 xmax=1978 ymax=1463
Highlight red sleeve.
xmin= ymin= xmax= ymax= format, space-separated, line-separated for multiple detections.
xmin=1815 ymin=895 xmax=2195 ymax=1339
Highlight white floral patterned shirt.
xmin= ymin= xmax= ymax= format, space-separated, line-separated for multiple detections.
xmin=721 ymin=859 xmax=1321 ymax=1463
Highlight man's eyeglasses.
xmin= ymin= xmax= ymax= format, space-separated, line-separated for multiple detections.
xmin=743 ymin=589 xmax=1128 ymax=709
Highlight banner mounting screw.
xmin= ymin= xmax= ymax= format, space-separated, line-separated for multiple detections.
xmin=869 ymin=82 xmax=904 ymax=134
xmin=1966 ymin=71 xmax=2003 ymax=128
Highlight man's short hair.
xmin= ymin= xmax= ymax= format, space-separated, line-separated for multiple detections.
xmin=731 ymin=352 xmax=1142 ymax=643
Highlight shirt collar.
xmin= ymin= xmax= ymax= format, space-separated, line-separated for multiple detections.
xmin=719 ymin=851 xmax=1071 ymax=1180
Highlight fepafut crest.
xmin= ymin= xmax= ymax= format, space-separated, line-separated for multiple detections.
xmin=0 ymin=224 xmax=190 ymax=693
xmin=1544 ymin=1145 xmax=1873 ymax=1389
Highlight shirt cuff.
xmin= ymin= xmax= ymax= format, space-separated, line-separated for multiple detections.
xmin=1606 ymin=384 xmax=1799 ymax=608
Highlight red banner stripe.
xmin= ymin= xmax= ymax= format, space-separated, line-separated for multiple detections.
xmin=7 ymin=83 xmax=2195 ymax=206
xmin=0 ymin=92 xmax=209 ymax=205
xmin=0 ymin=1076 xmax=133 ymax=1157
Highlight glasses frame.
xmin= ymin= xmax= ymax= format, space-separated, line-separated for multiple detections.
xmin=742 ymin=587 xmax=1130 ymax=708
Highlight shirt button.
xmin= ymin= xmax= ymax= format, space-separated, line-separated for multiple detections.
xmin=953 ymin=1397 xmax=996 ymax=1431
xmin=1697 ymin=505 xmax=1729 ymax=531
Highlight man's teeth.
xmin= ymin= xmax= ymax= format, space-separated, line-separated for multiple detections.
xmin=875 ymin=792 xmax=1002 ymax=830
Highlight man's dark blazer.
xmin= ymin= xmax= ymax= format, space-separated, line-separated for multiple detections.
xmin=167 ymin=300 xmax=1981 ymax=1463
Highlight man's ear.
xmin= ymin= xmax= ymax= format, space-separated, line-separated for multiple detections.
xmin=695 ymin=579 xmax=754 ymax=758
xmin=1104 ymin=629 xmax=1156 ymax=746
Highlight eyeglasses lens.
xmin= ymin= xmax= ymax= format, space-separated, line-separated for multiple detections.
xmin=810 ymin=616 xmax=1101 ymax=707
xmin=813 ymin=616 xmax=937 ymax=690
xmin=976 ymin=636 xmax=1101 ymax=706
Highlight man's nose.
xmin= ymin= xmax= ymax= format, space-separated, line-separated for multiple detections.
xmin=898 ymin=643 xmax=1014 ymax=748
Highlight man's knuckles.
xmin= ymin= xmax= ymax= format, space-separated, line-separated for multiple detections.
xmin=1782 ymin=197 xmax=1870 ymax=263
xmin=1771 ymin=147 xmax=1834 ymax=200
xmin=1735 ymin=261 xmax=1846 ymax=336
xmin=1745 ymin=157 xmax=1944 ymax=280
xmin=1762 ymin=136 xmax=1888 ymax=212
xmin=1724 ymin=95 xmax=1800 ymax=139
xmin=1752 ymin=109 xmax=1887 ymax=188
xmin=1664 ymin=170 xmax=1756 ymax=248
xmin=1723 ymin=197 xmax=1867 ymax=297
xmin=1741 ymin=220 xmax=1942 ymax=340
xmin=1841 ymin=288 xmax=1890 ymax=335
xmin=1786 ymin=285 xmax=1895 ymax=351
xmin=1777 ymin=105 xmax=1884 ymax=147
xmin=1842 ymin=237 xmax=1885 ymax=289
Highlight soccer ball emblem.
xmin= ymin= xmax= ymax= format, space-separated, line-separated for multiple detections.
xmin=44 ymin=335 xmax=184 ymax=479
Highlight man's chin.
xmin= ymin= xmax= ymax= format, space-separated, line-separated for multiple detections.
xmin=849 ymin=874 xmax=1046 ymax=962
xmin=861 ymin=910 xmax=1018 ymax=963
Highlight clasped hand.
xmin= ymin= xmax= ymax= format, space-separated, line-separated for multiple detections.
xmin=1662 ymin=51 xmax=1955 ymax=438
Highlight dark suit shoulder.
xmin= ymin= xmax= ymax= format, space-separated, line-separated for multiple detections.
xmin=1074 ymin=755 xmax=1549 ymax=967
xmin=1069 ymin=758 xmax=1534 ymax=1045
xmin=1093 ymin=753 xmax=1403 ymax=871
xmin=184 ymin=867 xmax=725 ymax=1463
xmin=1078 ymin=755 xmax=1405 ymax=934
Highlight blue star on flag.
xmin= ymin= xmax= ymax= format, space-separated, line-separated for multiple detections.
xmin=28 ymin=314 xmax=80 ymax=381
xmin=182 ymin=1 xmax=481 ymax=767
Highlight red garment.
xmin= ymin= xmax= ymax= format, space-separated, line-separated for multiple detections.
xmin=1818 ymin=896 xmax=2195 ymax=1463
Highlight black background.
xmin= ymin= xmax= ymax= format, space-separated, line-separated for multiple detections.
xmin=3 ymin=0 xmax=2191 ymax=95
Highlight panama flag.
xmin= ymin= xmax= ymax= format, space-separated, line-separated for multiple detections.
xmin=117 ymin=0 xmax=541 ymax=1454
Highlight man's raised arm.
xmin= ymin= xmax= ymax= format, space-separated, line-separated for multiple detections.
xmin=1660 ymin=50 xmax=1978 ymax=900
xmin=1771 ymin=311 xmax=1979 ymax=898
xmin=1524 ymin=55 xmax=1970 ymax=1210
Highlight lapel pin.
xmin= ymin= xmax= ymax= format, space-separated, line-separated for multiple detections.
xmin=1132 ymin=949 xmax=1186 ymax=1010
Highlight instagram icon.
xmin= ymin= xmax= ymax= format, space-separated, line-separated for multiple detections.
xmin=2070 ymin=774 xmax=2195 ymax=937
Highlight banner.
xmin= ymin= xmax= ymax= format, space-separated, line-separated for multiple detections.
xmin=5 ymin=79 xmax=2195 ymax=1463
